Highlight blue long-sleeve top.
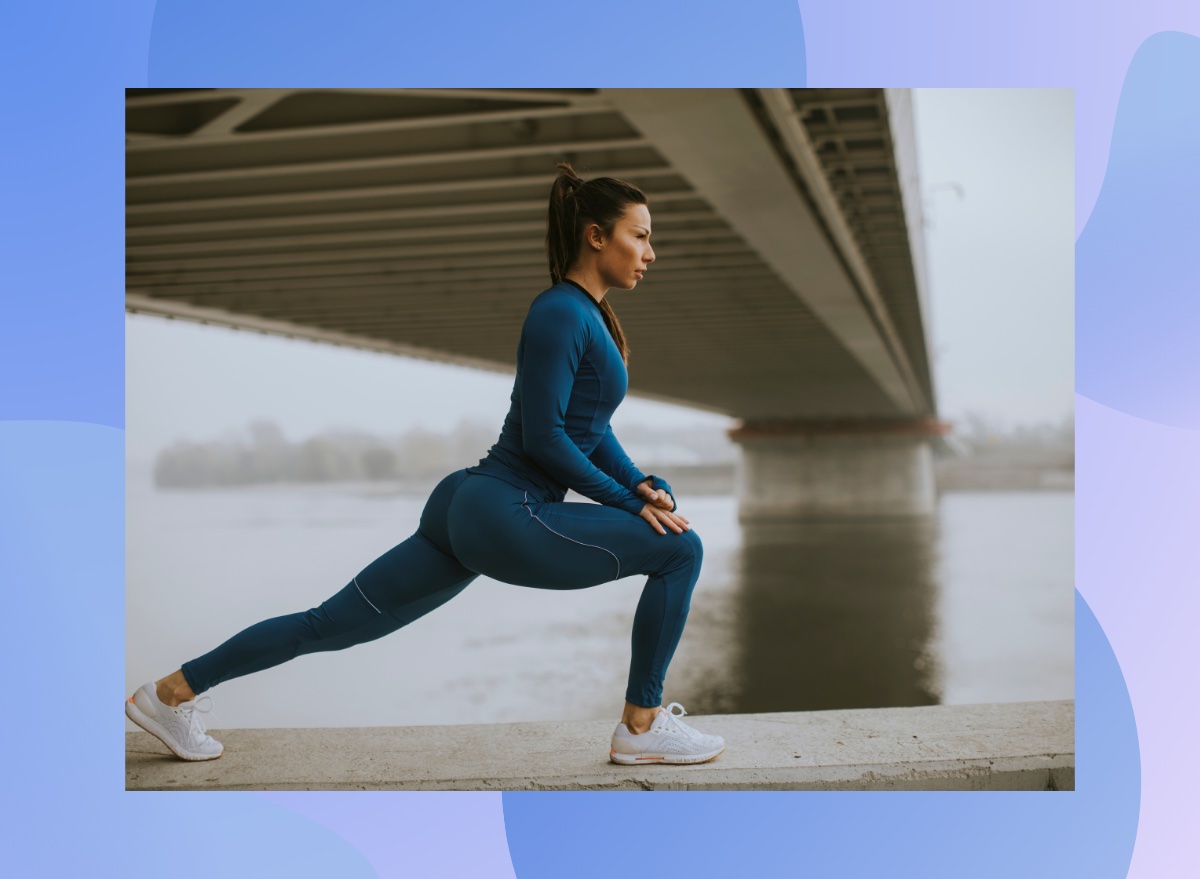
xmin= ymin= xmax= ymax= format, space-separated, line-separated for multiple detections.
xmin=466 ymin=279 xmax=674 ymax=515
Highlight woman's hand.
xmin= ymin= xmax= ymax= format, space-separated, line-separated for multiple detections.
xmin=639 ymin=503 xmax=690 ymax=535
xmin=636 ymin=480 xmax=675 ymax=512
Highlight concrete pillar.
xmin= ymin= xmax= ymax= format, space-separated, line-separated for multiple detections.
xmin=728 ymin=420 xmax=947 ymax=519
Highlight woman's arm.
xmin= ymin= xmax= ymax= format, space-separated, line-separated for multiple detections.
xmin=587 ymin=424 xmax=646 ymax=492
xmin=588 ymin=425 xmax=678 ymax=513
xmin=519 ymin=297 xmax=646 ymax=516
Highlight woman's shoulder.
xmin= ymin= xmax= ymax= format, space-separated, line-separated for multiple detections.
xmin=529 ymin=281 xmax=581 ymax=309
xmin=525 ymin=283 xmax=595 ymax=330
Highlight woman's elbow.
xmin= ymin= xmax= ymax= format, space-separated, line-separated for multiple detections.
xmin=522 ymin=429 xmax=554 ymax=461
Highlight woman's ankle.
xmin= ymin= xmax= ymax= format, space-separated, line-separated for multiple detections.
xmin=621 ymin=703 xmax=662 ymax=734
xmin=155 ymin=671 xmax=195 ymax=707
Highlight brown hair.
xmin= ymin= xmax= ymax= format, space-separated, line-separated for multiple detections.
xmin=546 ymin=161 xmax=647 ymax=365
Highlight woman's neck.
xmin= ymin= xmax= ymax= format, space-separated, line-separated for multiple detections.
xmin=564 ymin=269 xmax=607 ymax=304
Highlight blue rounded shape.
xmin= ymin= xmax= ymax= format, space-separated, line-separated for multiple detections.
xmin=0 ymin=422 xmax=377 ymax=877
xmin=1077 ymin=31 xmax=1200 ymax=427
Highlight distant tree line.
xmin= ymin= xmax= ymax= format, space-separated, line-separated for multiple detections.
xmin=941 ymin=412 xmax=1074 ymax=469
xmin=936 ymin=412 xmax=1074 ymax=490
xmin=154 ymin=420 xmax=502 ymax=488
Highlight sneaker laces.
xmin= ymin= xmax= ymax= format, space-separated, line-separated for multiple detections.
xmin=177 ymin=695 xmax=219 ymax=738
xmin=657 ymin=702 xmax=693 ymax=736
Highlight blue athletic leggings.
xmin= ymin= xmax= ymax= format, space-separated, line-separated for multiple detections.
xmin=180 ymin=469 xmax=703 ymax=708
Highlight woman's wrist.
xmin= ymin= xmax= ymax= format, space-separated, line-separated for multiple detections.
xmin=636 ymin=475 xmax=677 ymax=513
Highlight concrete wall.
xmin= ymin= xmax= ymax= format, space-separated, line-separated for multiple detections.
xmin=126 ymin=700 xmax=1073 ymax=792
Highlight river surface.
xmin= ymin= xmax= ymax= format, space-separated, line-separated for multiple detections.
xmin=126 ymin=466 xmax=1073 ymax=730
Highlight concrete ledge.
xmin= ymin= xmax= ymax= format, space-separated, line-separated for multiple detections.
xmin=125 ymin=700 xmax=1073 ymax=791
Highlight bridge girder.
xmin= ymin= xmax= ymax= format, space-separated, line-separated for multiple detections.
xmin=126 ymin=87 xmax=935 ymax=423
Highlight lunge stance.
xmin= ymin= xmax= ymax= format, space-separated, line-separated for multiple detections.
xmin=126 ymin=163 xmax=724 ymax=766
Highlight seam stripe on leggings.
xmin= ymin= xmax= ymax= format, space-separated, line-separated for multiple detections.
xmin=522 ymin=491 xmax=621 ymax=581
xmin=353 ymin=576 xmax=381 ymax=614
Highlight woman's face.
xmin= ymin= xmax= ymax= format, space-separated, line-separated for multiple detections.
xmin=591 ymin=203 xmax=655 ymax=290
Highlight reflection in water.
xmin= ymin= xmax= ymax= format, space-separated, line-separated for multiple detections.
xmin=692 ymin=517 xmax=943 ymax=714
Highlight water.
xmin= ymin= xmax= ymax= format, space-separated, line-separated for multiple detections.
xmin=126 ymin=466 xmax=1072 ymax=730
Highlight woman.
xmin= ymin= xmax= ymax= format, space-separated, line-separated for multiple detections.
xmin=126 ymin=162 xmax=724 ymax=767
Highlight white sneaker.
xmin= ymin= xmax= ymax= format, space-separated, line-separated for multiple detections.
xmin=125 ymin=682 xmax=224 ymax=761
xmin=610 ymin=702 xmax=725 ymax=765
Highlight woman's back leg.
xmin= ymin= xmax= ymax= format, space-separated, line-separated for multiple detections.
xmin=180 ymin=470 xmax=479 ymax=695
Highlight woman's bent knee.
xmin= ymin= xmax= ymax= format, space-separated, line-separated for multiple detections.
xmin=678 ymin=526 xmax=703 ymax=563
xmin=654 ymin=525 xmax=702 ymax=576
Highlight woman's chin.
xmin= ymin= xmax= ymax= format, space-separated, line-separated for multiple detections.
xmin=607 ymin=273 xmax=641 ymax=292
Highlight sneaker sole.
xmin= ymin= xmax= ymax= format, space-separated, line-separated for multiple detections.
xmin=609 ymin=744 xmax=724 ymax=766
xmin=125 ymin=696 xmax=223 ymax=762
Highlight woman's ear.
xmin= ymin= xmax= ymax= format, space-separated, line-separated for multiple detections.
xmin=585 ymin=222 xmax=605 ymax=251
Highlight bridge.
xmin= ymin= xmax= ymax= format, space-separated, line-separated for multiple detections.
xmin=126 ymin=87 xmax=941 ymax=517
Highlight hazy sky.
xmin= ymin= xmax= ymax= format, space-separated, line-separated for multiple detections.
xmin=126 ymin=88 xmax=1074 ymax=462
xmin=912 ymin=88 xmax=1073 ymax=431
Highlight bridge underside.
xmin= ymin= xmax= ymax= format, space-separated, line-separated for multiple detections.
xmin=126 ymin=88 xmax=940 ymax=515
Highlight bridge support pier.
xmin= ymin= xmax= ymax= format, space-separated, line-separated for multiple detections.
xmin=728 ymin=420 xmax=948 ymax=519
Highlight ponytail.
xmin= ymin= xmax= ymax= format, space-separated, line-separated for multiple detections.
xmin=546 ymin=163 xmax=583 ymax=288
xmin=545 ymin=161 xmax=645 ymax=366
xmin=596 ymin=296 xmax=628 ymax=365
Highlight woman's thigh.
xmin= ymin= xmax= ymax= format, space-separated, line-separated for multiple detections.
xmin=447 ymin=473 xmax=701 ymax=590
